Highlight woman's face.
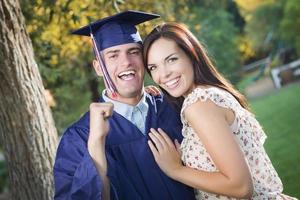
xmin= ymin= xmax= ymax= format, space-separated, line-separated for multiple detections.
xmin=146 ymin=38 xmax=196 ymax=98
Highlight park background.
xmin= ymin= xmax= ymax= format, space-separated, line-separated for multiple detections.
xmin=0 ymin=0 xmax=299 ymax=199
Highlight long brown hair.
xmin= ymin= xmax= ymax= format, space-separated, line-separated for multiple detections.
xmin=143 ymin=22 xmax=249 ymax=111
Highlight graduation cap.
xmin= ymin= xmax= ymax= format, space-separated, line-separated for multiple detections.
xmin=72 ymin=10 xmax=160 ymax=98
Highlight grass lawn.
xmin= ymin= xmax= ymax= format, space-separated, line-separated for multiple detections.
xmin=249 ymin=82 xmax=300 ymax=198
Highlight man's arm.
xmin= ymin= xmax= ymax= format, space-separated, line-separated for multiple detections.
xmin=88 ymin=135 xmax=110 ymax=200
xmin=88 ymin=102 xmax=114 ymax=200
xmin=54 ymin=126 xmax=103 ymax=200
xmin=54 ymin=102 xmax=115 ymax=200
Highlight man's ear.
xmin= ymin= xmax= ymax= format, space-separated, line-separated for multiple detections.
xmin=93 ymin=59 xmax=103 ymax=77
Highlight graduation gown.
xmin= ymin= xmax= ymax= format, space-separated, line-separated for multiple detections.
xmin=54 ymin=94 xmax=195 ymax=200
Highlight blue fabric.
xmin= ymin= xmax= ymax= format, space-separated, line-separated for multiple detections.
xmin=71 ymin=10 xmax=160 ymax=51
xmin=96 ymin=22 xmax=142 ymax=50
xmin=53 ymin=94 xmax=196 ymax=200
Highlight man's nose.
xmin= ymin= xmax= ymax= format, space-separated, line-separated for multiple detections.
xmin=120 ymin=54 xmax=131 ymax=67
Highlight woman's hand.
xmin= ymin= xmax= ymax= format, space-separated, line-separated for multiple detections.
xmin=148 ymin=128 xmax=183 ymax=178
xmin=144 ymin=85 xmax=161 ymax=96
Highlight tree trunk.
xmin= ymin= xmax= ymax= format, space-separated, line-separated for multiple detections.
xmin=0 ymin=0 xmax=58 ymax=199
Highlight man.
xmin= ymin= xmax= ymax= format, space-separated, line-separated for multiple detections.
xmin=53 ymin=10 xmax=195 ymax=200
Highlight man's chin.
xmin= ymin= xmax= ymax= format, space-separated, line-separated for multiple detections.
xmin=118 ymin=89 xmax=143 ymax=98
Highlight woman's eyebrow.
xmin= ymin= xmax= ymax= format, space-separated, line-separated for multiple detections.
xmin=164 ymin=53 xmax=177 ymax=61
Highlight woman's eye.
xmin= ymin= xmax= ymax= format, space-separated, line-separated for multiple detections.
xmin=168 ymin=57 xmax=178 ymax=63
xmin=148 ymin=65 xmax=156 ymax=71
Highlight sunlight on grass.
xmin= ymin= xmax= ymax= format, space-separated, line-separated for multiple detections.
xmin=250 ymin=82 xmax=300 ymax=198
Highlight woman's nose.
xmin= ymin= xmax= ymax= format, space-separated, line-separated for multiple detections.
xmin=160 ymin=65 xmax=172 ymax=79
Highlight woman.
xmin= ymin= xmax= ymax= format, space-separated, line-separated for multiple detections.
xmin=143 ymin=22 xmax=296 ymax=199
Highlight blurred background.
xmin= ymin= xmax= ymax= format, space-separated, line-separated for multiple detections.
xmin=0 ymin=0 xmax=299 ymax=198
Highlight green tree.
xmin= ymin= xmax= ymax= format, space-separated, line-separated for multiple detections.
xmin=242 ymin=0 xmax=300 ymax=68
xmin=279 ymin=0 xmax=300 ymax=55
xmin=181 ymin=1 xmax=243 ymax=81
xmin=245 ymin=0 xmax=285 ymax=55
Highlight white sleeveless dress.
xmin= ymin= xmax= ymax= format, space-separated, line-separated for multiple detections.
xmin=180 ymin=87 xmax=296 ymax=200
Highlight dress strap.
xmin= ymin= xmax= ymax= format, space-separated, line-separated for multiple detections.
xmin=181 ymin=87 xmax=267 ymax=145
xmin=181 ymin=87 xmax=241 ymax=120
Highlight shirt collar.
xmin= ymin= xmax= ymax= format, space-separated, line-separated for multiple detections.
xmin=102 ymin=90 xmax=149 ymax=119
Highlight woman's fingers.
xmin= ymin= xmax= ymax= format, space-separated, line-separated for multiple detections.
xmin=148 ymin=140 xmax=159 ymax=158
xmin=174 ymin=139 xmax=182 ymax=156
xmin=157 ymin=128 xmax=175 ymax=148
xmin=148 ymin=128 xmax=183 ymax=178
xmin=149 ymin=128 xmax=179 ymax=153
xmin=144 ymin=85 xmax=161 ymax=96
xmin=149 ymin=128 xmax=168 ymax=151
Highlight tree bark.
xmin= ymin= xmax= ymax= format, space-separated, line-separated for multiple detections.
xmin=0 ymin=0 xmax=58 ymax=199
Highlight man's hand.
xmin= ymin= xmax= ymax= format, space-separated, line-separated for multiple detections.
xmin=88 ymin=102 xmax=113 ymax=200
xmin=89 ymin=102 xmax=114 ymax=142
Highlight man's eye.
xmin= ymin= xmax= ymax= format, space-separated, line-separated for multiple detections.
xmin=129 ymin=50 xmax=141 ymax=55
xmin=109 ymin=54 xmax=117 ymax=59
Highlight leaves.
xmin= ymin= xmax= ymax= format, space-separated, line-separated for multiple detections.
xmin=183 ymin=4 xmax=242 ymax=79
xmin=279 ymin=0 xmax=300 ymax=54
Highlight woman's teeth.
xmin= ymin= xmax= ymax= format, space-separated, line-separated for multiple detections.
xmin=165 ymin=77 xmax=179 ymax=88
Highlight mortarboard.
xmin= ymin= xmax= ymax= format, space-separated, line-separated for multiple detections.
xmin=72 ymin=10 xmax=160 ymax=98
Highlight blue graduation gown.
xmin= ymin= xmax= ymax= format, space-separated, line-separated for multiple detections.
xmin=54 ymin=94 xmax=195 ymax=200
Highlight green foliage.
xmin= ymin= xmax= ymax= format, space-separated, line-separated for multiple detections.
xmin=21 ymin=0 xmax=105 ymax=133
xmin=250 ymin=83 xmax=300 ymax=198
xmin=51 ymin=66 xmax=92 ymax=133
xmin=243 ymin=0 xmax=300 ymax=59
xmin=183 ymin=5 xmax=242 ymax=80
xmin=279 ymin=0 xmax=300 ymax=55
xmin=245 ymin=0 xmax=285 ymax=53
xmin=190 ymin=0 xmax=245 ymax=32
xmin=0 ymin=159 xmax=8 ymax=193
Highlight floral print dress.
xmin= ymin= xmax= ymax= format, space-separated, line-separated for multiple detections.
xmin=180 ymin=87 xmax=296 ymax=200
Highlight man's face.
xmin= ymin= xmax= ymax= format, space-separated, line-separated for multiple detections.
xmin=100 ymin=43 xmax=145 ymax=101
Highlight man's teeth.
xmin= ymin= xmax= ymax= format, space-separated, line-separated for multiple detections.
xmin=165 ymin=78 xmax=179 ymax=87
xmin=118 ymin=70 xmax=135 ymax=80
xmin=119 ymin=70 xmax=135 ymax=77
